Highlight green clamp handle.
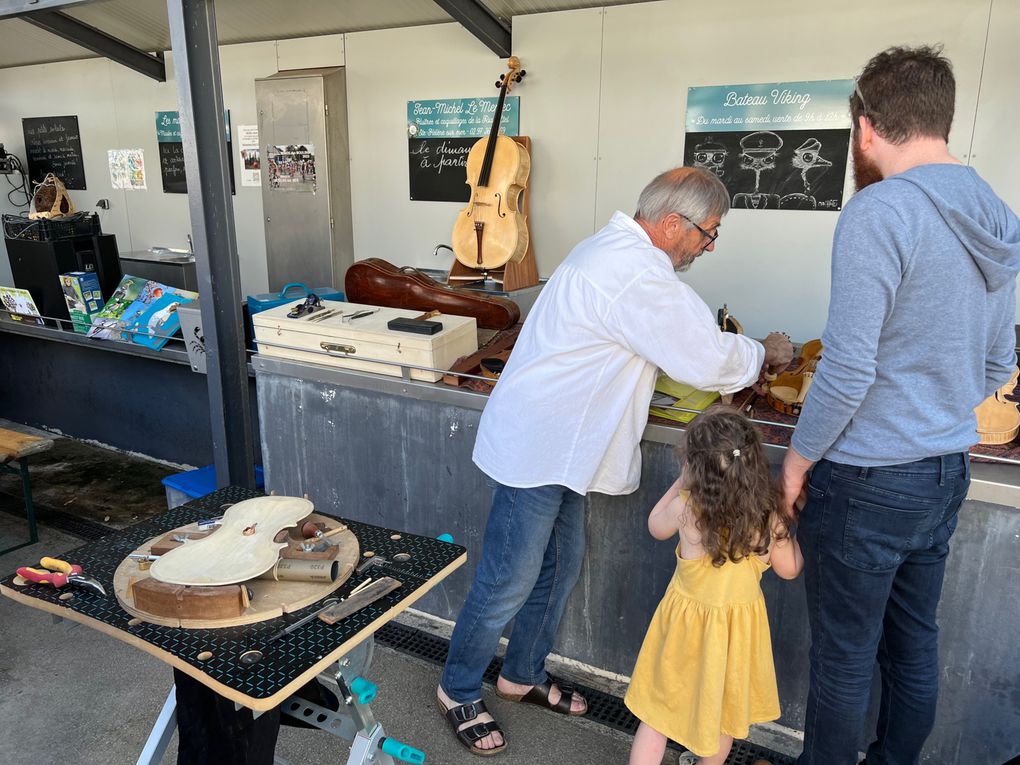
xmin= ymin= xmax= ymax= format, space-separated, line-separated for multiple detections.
xmin=279 ymin=282 xmax=310 ymax=298
xmin=350 ymin=676 xmax=377 ymax=705
xmin=379 ymin=737 xmax=425 ymax=764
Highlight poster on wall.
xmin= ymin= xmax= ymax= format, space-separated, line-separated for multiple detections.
xmin=22 ymin=116 xmax=86 ymax=190
xmin=406 ymin=96 xmax=519 ymax=202
xmin=108 ymin=149 xmax=147 ymax=190
xmin=154 ymin=110 xmax=235 ymax=194
xmin=684 ymin=80 xmax=853 ymax=211
xmin=238 ymin=125 xmax=260 ymax=187
xmin=266 ymin=144 xmax=316 ymax=192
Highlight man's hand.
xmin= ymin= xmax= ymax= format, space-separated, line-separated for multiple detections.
xmin=762 ymin=332 xmax=794 ymax=375
xmin=780 ymin=446 xmax=815 ymax=519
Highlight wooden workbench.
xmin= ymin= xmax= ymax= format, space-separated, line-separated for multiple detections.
xmin=0 ymin=486 xmax=466 ymax=711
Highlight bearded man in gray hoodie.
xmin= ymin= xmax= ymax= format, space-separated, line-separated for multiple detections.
xmin=780 ymin=45 xmax=1020 ymax=765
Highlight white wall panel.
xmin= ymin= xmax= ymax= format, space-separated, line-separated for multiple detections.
xmin=512 ymin=9 xmax=603 ymax=272
xmin=343 ymin=23 xmax=502 ymax=272
xmin=596 ymin=0 xmax=992 ymax=339
xmin=970 ymin=0 xmax=1020 ymax=323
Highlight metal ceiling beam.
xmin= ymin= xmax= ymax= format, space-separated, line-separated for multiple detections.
xmin=22 ymin=9 xmax=166 ymax=81
xmin=432 ymin=0 xmax=510 ymax=57
xmin=0 ymin=0 xmax=88 ymax=20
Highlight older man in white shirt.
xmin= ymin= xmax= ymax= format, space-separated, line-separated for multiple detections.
xmin=437 ymin=167 xmax=793 ymax=755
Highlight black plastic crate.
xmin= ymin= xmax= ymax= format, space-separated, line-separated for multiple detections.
xmin=2 ymin=212 xmax=101 ymax=242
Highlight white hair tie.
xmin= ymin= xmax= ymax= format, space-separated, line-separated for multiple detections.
xmin=732 ymin=448 xmax=741 ymax=458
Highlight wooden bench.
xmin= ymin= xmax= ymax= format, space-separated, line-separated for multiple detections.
xmin=0 ymin=426 xmax=54 ymax=554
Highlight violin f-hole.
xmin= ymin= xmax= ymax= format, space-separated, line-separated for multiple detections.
xmin=495 ymin=193 xmax=507 ymax=218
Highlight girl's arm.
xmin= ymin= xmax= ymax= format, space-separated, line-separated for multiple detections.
xmin=765 ymin=512 xmax=804 ymax=580
xmin=648 ymin=477 xmax=685 ymax=540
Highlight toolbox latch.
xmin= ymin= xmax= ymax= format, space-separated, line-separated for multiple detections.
xmin=320 ymin=342 xmax=357 ymax=355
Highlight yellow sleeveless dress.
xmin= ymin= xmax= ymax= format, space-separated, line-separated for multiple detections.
xmin=624 ymin=539 xmax=780 ymax=757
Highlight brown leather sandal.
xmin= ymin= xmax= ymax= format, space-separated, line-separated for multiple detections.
xmin=495 ymin=677 xmax=587 ymax=716
xmin=436 ymin=698 xmax=507 ymax=756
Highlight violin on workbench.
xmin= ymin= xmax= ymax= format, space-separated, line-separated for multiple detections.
xmin=765 ymin=339 xmax=822 ymax=416
xmin=451 ymin=57 xmax=529 ymax=271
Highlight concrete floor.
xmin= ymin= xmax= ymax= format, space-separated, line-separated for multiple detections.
xmin=0 ymin=436 xmax=797 ymax=765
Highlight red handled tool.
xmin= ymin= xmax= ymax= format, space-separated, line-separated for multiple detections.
xmin=17 ymin=556 xmax=107 ymax=596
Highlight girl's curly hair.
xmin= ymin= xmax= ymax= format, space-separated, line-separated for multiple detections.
xmin=678 ymin=405 xmax=781 ymax=567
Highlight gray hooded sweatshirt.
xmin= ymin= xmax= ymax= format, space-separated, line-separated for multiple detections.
xmin=792 ymin=164 xmax=1020 ymax=465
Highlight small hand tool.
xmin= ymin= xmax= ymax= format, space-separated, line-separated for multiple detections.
xmin=128 ymin=553 xmax=161 ymax=562
xmin=307 ymin=307 xmax=343 ymax=323
xmin=17 ymin=557 xmax=107 ymax=596
xmin=288 ymin=294 xmax=323 ymax=319
xmin=343 ymin=308 xmax=379 ymax=323
xmin=265 ymin=578 xmax=375 ymax=642
xmin=317 ymin=577 xmax=402 ymax=625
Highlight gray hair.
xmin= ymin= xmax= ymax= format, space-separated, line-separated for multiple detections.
xmin=634 ymin=167 xmax=730 ymax=226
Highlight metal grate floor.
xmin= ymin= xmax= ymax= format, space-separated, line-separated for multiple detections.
xmin=0 ymin=498 xmax=114 ymax=541
xmin=376 ymin=621 xmax=795 ymax=764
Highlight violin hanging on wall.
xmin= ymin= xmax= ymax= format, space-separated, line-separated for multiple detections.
xmin=451 ymin=58 xmax=529 ymax=272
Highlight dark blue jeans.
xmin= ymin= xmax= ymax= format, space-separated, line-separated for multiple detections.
xmin=440 ymin=482 xmax=586 ymax=704
xmin=796 ymin=453 xmax=969 ymax=765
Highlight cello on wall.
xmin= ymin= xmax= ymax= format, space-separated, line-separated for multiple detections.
xmin=450 ymin=58 xmax=533 ymax=283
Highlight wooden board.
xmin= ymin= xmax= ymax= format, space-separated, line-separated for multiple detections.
xmin=0 ymin=428 xmax=54 ymax=461
xmin=149 ymin=495 xmax=313 ymax=586
xmin=113 ymin=513 xmax=358 ymax=629
xmin=442 ymin=324 xmax=520 ymax=387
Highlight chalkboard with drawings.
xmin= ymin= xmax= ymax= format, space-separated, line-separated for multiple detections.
xmin=22 ymin=115 xmax=86 ymax=190
xmin=408 ymin=137 xmax=475 ymax=202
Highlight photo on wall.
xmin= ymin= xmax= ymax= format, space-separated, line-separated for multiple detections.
xmin=684 ymin=80 xmax=854 ymax=211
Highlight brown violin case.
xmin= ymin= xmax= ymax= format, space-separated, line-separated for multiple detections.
xmin=344 ymin=258 xmax=520 ymax=331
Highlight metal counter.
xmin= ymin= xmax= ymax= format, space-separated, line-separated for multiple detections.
xmin=253 ymin=353 xmax=1020 ymax=762
xmin=250 ymin=354 xmax=1020 ymax=506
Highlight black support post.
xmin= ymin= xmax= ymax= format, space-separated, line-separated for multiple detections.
xmin=166 ymin=0 xmax=255 ymax=490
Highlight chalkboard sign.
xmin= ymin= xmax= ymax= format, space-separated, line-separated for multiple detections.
xmin=158 ymin=142 xmax=188 ymax=193
xmin=408 ymin=138 xmax=474 ymax=203
xmin=22 ymin=115 xmax=86 ymax=190
xmin=155 ymin=110 xmax=234 ymax=195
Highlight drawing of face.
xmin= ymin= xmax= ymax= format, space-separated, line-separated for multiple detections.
xmin=739 ymin=131 xmax=784 ymax=192
xmin=693 ymin=140 xmax=728 ymax=177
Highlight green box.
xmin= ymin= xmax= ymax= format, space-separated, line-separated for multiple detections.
xmin=59 ymin=272 xmax=105 ymax=334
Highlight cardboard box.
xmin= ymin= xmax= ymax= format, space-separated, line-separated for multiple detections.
xmin=252 ymin=300 xmax=478 ymax=383
xmin=59 ymin=272 xmax=105 ymax=333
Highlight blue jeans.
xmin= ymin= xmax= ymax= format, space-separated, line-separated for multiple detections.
xmin=440 ymin=482 xmax=587 ymax=704
xmin=796 ymin=453 xmax=970 ymax=765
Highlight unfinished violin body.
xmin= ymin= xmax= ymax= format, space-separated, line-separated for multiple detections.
xmin=149 ymin=495 xmax=313 ymax=586
xmin=766 ymin=339 xmax=822 ymax=416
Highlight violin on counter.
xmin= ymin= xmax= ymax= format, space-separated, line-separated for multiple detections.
xmin=765 ymin=339 xmax=822 ymax=416
xmin=451 ymin=58 xmax=529 ymax=272
xmin=975 ymin=366 xmax=1020 ymax=445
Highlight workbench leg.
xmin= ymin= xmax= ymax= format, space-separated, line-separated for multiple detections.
xmin=136 ymin=686 xmax=178 ymax=765
xmin=20 ymin=459 xmax=38 ymax=547
xmin=0 ymin=458 xmax=40 ymax=555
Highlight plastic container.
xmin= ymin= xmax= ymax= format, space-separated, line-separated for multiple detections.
xmin=247 ymin=283 xmax=344 ymax=317
xmin=2 ymin=212 xmax=101 ymax=242
xmin=162 ymin=464 xmax=265 ymax=509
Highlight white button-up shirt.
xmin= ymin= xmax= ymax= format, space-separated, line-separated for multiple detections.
xmin=472 ymin=211 xmax=764 ymax=496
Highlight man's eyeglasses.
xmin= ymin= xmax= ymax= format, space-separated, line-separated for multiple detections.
xmin=679 ymin=213 xmax=718 ymax=245
xmin=853 ymin=76 xmax=875 ymax=119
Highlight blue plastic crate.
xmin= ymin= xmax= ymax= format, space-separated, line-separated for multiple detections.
xmin=162 ymin=464 xmax=265 ymax=508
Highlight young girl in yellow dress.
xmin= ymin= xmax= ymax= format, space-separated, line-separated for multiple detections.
xmin=626 ymin=407 xmax=803 ymax=765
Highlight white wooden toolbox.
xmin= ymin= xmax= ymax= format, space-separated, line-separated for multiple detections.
xmin=252 ymin=300 xmax=478 ymax=382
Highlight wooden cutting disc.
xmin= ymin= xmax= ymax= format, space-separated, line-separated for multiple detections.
xmin=114 ymin=513 xmax=359 ymax=628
